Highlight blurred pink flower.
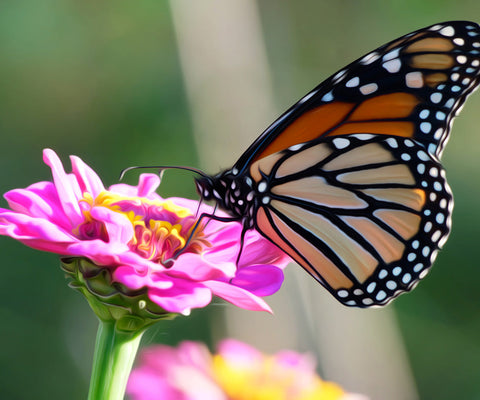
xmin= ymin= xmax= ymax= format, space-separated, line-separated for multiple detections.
xmin=0 ymin=149 xmax=289 ymax=315
xmin=127 ymin=340 xmax=369 ymax=400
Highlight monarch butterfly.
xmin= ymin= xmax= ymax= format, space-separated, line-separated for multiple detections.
xmin=190 ymin=21 xmax=480 ymax=307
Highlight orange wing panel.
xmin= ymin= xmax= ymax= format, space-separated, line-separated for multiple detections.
xmin=328 ymin=121 xmax=414 ymax=138
xmin=253 ymin=102 xmax=354 ymax=161
xmin=349 ymin=93 xmax=419 ymax=121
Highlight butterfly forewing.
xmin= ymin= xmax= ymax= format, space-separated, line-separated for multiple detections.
xmin=234 ymin=21 xmax=480 ymax=171
xmin=252 ymin=134 xmax=452 ymax=306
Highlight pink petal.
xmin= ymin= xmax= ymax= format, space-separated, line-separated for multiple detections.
xmin=230 ymin=265 xmax=284 ymax=296
xmin=4 ymin=187 xmax=70 ymax=229
xmin=147 ymin=277 xmax=212 ymax=313
xmin=137 ymin=174 xmax=161 ymax=197
xmin=203 ymin=280 xmax=272 ymax=313
xmin=217 ymin=339 xmax=263 ymax=365
xmin=70 ymin=155 xmax=105 ymax=198
xmin=42 ymin=149 xmax=84 ymax=227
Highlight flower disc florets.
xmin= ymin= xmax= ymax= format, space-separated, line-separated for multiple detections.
xmin=0 ymin=149 xmax=290 ymax=325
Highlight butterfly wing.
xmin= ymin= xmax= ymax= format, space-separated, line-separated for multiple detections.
xmin=251 ymin=134 xmax=451 ymax=306
xmin=233 ymin=21 xmax=480 ymax=175
xmin=239 ymin=21 xmax=480 ymax=306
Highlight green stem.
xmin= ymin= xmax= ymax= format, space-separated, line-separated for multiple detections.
xmin=87 ymin=320 xmax=144 ymax=400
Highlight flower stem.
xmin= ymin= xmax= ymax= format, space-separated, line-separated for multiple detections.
xmin=87 ymin=320 xmax=144 ymax=400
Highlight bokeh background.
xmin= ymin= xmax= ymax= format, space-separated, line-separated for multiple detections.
xmin=1 ymin=1 xmax=480 ymax=399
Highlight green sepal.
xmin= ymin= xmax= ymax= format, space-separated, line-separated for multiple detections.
xmin=61 ymin=257 xmax=177 ymax=333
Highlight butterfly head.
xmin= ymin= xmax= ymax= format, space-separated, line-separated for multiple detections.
xmin=195 ymin=169 xmax=257 ymax=226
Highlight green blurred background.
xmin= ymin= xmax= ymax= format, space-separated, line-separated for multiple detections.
xmin=1 ymin=1 xmax=480 ymax=399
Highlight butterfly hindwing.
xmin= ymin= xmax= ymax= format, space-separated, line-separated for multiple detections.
xmin=235 ymin=21 xmax=480 ymax=171
xmin=252 ymin=134 xmax=452 ymax=306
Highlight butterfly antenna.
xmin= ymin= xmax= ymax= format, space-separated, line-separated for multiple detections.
xmin=119 ymin=165 xmax=209 ymax=181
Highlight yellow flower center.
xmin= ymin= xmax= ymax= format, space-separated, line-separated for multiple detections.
xmin=211 ymin=354 xmax=346 ymax=400
xmin=76 ymin=191 xmax=209 ymax=264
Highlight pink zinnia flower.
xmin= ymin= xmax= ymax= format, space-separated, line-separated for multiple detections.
xmin=0 ymin=149 xmax=289 ymax=317
xmin=127 ymin=340 xmax=369 ymax=400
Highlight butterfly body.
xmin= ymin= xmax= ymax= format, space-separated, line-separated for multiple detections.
xmin=195 ymin=21 xmax=480 ymax=307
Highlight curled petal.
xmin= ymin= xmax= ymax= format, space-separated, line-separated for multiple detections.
xmin=42 ymin=149 xmax=83 ymax=227
xmin=71 ymin=155 xmax=105 ymax=198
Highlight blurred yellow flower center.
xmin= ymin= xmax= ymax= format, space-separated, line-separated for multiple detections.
xmin=212 ymin=354 xmax=346 ymax=400
xmin=77 ymin=191 xmax=208 ymax=264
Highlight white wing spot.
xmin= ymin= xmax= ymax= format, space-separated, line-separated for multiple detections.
xmin=333 ymin=138 xmax=350 ymax=149
xmin=378 ymin=269 xmax=388 ymax=279
xmin=321 ymin=91 xmax=334 ymax=102
xmin=430 ymin=92 xmax=442 ymax=103
xmin=337 ymin=289 xmax=349 ymax=298
xmin=457 ymin=55 xmax=467 ymax=64
xmin=435 ymin=111 xmax=446 ymax=120
xmin=424 ymin=221 xmax=432 ymax=232
xmin=413 ymin=263 xmax=424 ymax=273
xmin=401 ymin=153 xmax=411 ymax=161
xmin=453 ymin=37 xmax=465 ymax=46
xmin=402 ymin=273 xmax=412 ymax=284
xmin=361 ymin=52 xmax=380 ymax=64
xmin=434 ymin=128 xmax=443 ymax=140
xmin=383 ymin=49 xmax=400 ymax=61
xmin=352 ymin=133 xmax=374 ymax=140
xmin=383 ymin=59 xmax=402 ymax=73
xmin=439 ymin=26 xmax=455 ymax=37
xmin=367 ymin=282 xmax=376 ymax=293
xmin=386 ymin=137 xmax=398 ymax=148
xmin=376 ymin=291 xmax=387 ymax=301
xmin=444 ymin=98 xmax=455 ymax=108
xmin=346 ymin=77 xmax=360 ymax=87
xmin=258 ymin=181 xmax=268 ymax=192
xmin=436 ymin=213 xmax=445 ymax=224
xmin=360 ymin=83 xmax=378 ymax=95
xmin=386 ymin=280 xmax=397 ymax=290
xmin=417 ymin=150 xmax=430 ymax=161
xmin=422 ymin=246 xmax=431 ymax=257
xmin=289 ymin=143 xmax=304 ymax=151
xmin=420 ymin=122 xmax=432 ymax=133
xmin=417 ymin=163 xmax=425 ymax=174
xmin=432 ymin=230 xmax=442 ymax=242
xmin=392 ymin=266 xmax=402 ymax=276
xmin=406 ymin=71 xmax=423 ymax=88
xmin=419 ymin=109 xmax=429 ymax=119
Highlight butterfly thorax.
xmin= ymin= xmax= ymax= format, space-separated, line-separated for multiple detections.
xmin=195 ymin=170 xmax=257 ymax=228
